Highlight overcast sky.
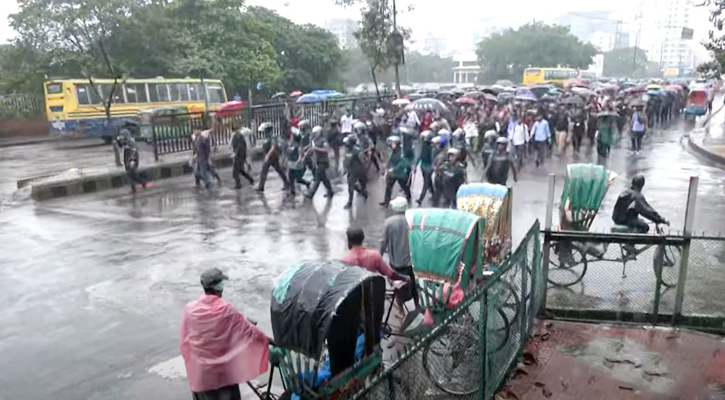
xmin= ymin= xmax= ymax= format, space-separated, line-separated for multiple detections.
xmin=0 ymin=0 xmax=710 ymax=55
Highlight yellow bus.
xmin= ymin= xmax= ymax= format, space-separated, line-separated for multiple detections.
xmin=44 ymin=78 xmax=227 ymax=141
xmin=522 ymin=68 xmax=578 ymax=85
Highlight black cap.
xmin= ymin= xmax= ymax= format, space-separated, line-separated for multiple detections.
xmin=200 ymin=268 xmax=229 ymax=289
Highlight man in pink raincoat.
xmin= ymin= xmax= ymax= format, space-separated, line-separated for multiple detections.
xmin=180 ymin=268 xmax=271 ymax=400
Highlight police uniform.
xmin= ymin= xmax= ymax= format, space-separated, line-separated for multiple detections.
xmin=306 ymin=127 xmax=334 ymax=198
xmin=256 ymin=124 xmax=290 ymax=192
xmin=287 ymin=133 xmax=310 ymax=195
xmin=231 ymin=128 xmax=254 ymax=189
xmin=343 ymin=137 xmax=367 ymax=209
xmin=381 ymin=137 xmax=412 ymax=207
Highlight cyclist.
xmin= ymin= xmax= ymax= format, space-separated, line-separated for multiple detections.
xmin=612 ymin=175 xmax=669 ymax=234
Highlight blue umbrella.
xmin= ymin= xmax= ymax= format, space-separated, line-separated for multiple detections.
xmin=297 ymin=93 xmax=325 ymax=104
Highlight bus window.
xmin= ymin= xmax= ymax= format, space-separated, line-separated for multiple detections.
xmin=157 ymin=84 xmax=170 ymax=102
xmin=148 ymin=84 xmax=159 ymax=102
xmin=207 ymin=83 xmax=225 ymax=104
xmin=46 ymin=83 xmax=63 ymax=95
xmin=76 ymin=84 xmax=101 ymax=105
xmin=525 ymin=68 xmax=541 ymax=75
xmin=169 ymin=83 xmax=180 ymax=101
xmin=97 ymin=84 xmax=125 ymax=104
xmin=189 ymin=83 xmax=202 ymax=101
xmin=177 ymin=83 xmax=190 ymax=101
xmin=125 ymin=84 xmax=148 ymax=103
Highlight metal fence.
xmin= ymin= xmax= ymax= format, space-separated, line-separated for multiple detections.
xmin=350 ymin=220 xmax=542 ymax=400
xmin=150 ymin=96 xmax=390 ymax=159
xmin=543 ymin=230 xmax=725 ymax=332
xmin=0 ymin=94 xmax=45 ymax=119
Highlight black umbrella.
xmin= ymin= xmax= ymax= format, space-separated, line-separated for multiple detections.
xmin=406 ymin=98 xmax=449 ymax=113
xmin=560 ymin=96 xmax=584 ymax=106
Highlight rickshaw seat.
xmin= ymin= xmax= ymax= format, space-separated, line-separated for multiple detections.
xmin=611 ymin=225 xmax=636 ymax=233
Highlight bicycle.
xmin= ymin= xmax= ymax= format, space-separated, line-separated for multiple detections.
xmin=547 ymin=223 xmax=682 ymax=288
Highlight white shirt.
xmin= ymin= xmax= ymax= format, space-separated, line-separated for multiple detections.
xmin=404 ymin=111 xmax=420 ymax=130
xmin=510 ymin=123 xmax=528 ymax=146
xmin=340 ymin=115 xmax=353 ymax=133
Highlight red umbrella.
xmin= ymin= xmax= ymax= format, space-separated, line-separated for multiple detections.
xmin=455 ymin=96 xmax=477 ymax=106
xmin=215 ymin=100 xmax=245 ymax=117
xmin=289 ymin=90 xmax=303 ymax=97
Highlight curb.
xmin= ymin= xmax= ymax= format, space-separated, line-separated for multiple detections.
xmin=29 ymin=148 xmax=264 ymax=201
xmin=0 ymin=136 xmax=59 ymax=149
xmin=687 ymin=136 xmax=725 ymax=167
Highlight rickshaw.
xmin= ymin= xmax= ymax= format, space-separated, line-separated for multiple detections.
xmin=396 ymin=209 xmax=513 ymax=396
xmin=684 ymin=85 xmax=709 ymax=128
xmin=456 ymin=183 xmax=512 ymax=270
xmin=270 ymin=260 xmax=386 ymax=400
xmin=547 ymin=164 xmax=681 ymax=288
xmin=138 ymin=105 xmax=190 ymax=142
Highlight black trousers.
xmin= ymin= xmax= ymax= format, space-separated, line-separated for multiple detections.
xmin=258 ymin=159 xmax=289 ymax=190
xmin=192 ymin=384 xmax=241 ymax=400
xmin=288 ymin=168 xmax=309 ymax=194
xmin=392 ymin=265 xmax=418 ymax=305
xmin=384 ymin=175 xmax=411 ymax=204
xmin=232 ymin=157 xmax=253 ymax=187
xmin=308 ymin=165 xmax=333 ymax=197
xmin=126 ymin=168 xmax=146 ymax=191
xmin=534 ymin=140 xmax=547 ymax=165
xmin=631 ymin=131 xmax=644 ymax=151
xmin=346 ymin=173 xmax=367 ymax=204
xmin=417 ymin=169 xmax=434 ymax=203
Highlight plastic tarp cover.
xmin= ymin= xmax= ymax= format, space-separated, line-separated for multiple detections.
xmin=561 ymin=163 xmax=609 ymax=212
xmin=179 ymin=294 xmax=269 ymax=392
xmin=405 ymin=208 xmax=484 ymax=283
xmin=270 ymin=261 xmax=385 ymax=370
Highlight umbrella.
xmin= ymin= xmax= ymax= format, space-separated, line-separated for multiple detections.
xmin=289 ymin=90 xmax=303 ymax=97
xmin=464 ymin=91 xmax=485 ymax=98
xmin=215 ymin=100 xmax=245 ymax=117
xmin=296 ymin=93 xmax=324 ymax=104
xmin=482 ymin=87 xmax=500 ymax=95
xmin=495 ymin=79 xmax=515 ymax=87
xmin=566 ymin=79 xmax=589 ymax=89
xmin=271 ymin=92 xmax=287 ymax=100
xmin=392 ymin=98 xmax=411 ymax=106
xmin=514 ymin=87 xmax=537 ymax=102
xmin=483 ymin=93 xmax=497 ymax=101
xmin=572 ymin=87 xmax=595 ymax=97
xmin=406 ymin=98 xmax=449 ymax=113
xmin=497 ymin=92 xmax=513 ymax=103
xmin=597 ymin=111 xmax=618 ymax=118
xmin=455 ymin=96 xmax=477 ymax=105
xmin=665 ymin=84 xmax=683 ymax=92
xmin=560 ymin=96 xmax=584 ymax=106
xmin=529 ymin=85 xmax=552 ymax=99
xmin=646 ymin=84 xmax=662 ymax=90
xmin=624 ymin=84 xmax=646 ymax=94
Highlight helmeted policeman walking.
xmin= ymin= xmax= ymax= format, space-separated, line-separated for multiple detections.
xmin=342 ymin=135 xmax=368 ymax=209
xmin=305 ymin=125 xmax=334 ymax=199
xmin=230 ymin=123 xmax=254 ymax=189
xmin=380 ymin=136 xmax=412 ymax=207
xmin=256 ymin=122 xmax=290 ymax=192
xmin=438 ymin=148 xmax=467 ymax=208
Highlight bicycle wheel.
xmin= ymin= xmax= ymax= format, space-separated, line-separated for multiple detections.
xmin=547 ymin=242 xmax=588 ymax=287
xmin=653 ymin=244 xmax=682 ymax=288
xmin=422 ymin=323 xmax=481 ymax=396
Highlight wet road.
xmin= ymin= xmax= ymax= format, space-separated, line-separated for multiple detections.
xmin=0 ymin=116 xmax=724 ymax=400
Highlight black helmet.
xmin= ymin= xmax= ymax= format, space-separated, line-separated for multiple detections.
xmin=631 ymin=175 xmax=645 ymax=190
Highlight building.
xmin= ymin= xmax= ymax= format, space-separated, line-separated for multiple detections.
xmin=423 ymin=36 xmax=447 ymax=56
xmin=557 ymin=11 xmax=619 ymax=43
xmin=324 ymin=19 xmax=357 ymax=49
xmin=591 ymin=31 xmax=615 ymax=53
xmin=633 ymin=0 xmax=708 ymax=72
xmin=451 ymin=52 xmax=481 ymax=84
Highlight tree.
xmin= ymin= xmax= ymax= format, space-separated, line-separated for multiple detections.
xmin=476 ymin=22 xmax=598 ymax=83
xmin=697 ymin=59 xmax=721 ymax=77
xmin=703 ymin=0 xmax=725 ymax=68
xmin=245 ymin=7 xmax=344 ymax=92
xmin=602 ymin=47 xmax=649 ymax=78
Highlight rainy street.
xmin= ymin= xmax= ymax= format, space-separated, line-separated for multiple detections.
xmin=0 ymin=118 xmax=724 ymax=400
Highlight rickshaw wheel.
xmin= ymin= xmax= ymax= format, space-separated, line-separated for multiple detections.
xmin=547 ymin=242 xmax=588 ymax=287
xmin=422 ymin=323 xmax=481 ymax=396
xmin=653 ymin=243 xmax=682 ymax=288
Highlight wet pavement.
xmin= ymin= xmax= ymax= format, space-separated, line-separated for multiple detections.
xmin=0 ymin=115 xmax=724 ymax=400
xmin=504 ymin=320 xmax=725 ymax=399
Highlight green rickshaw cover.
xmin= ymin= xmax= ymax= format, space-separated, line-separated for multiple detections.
xmin=561 ymin=163 xmax=609 ymax=213
xmin=405 ymin=208 xmax=485 ymax=287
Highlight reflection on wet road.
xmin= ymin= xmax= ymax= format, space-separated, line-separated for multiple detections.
xmin=0 ymin=118 xmax=723 ymax=399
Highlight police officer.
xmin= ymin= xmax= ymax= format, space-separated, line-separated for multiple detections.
xmin=326 ymin=113 xmax=343 ymax=173
xmin=299 ymin=120 xmax=314 ymax=172
xmin=343 ymin=135 xmax=368 ymax=209
xmin=431 ymin=134 xmax=449 ymax=207
xmin=483 ymin=137 xmax=518 ymax=185
xmin=415 ymin=130 xmax=435 ymax=205
xmin=306 ymin=125 xmax=334 ymax=199
xmin=230 ymin=124 xmax=254 ymax=189
xmin=256 ymin=122 xmax=290 ymax=192
xmin=380 ymin=136 xmax=412 ymax=207
xmin=286 ymin=127 xmax=310 ymax=196
xmin=451 ymin=128 xmax=468 ymax=166
xmin=438 ymin=148 xmax=467 ymax=209
xmin=399 ymin=126 xmax=416 ymax=166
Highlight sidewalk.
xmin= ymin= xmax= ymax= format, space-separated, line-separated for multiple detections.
xmin=688 ymin=104 xmax=725 ymax=167
xmin=501 ymin=320 xmax=725 ymax=400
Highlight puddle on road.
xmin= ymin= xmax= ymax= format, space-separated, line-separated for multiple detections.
xmin=559 ymin=337 xmax=674 ymax=394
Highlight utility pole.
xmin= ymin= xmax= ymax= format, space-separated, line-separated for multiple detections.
xmin=392 ymin=0 xmax=401 ymax=95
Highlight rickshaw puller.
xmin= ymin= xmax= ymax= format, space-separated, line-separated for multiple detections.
xmin=612 ymin=175 xmax=669 ymax=234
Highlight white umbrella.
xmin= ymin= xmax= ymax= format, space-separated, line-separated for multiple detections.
xmin=392 ymin=98 xmax=411 ymax=106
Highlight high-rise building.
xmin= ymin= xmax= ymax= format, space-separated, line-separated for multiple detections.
xmin=423 ymin=37 xmax=447 ymax=56
xmin=634 ymin=0 xmax=707 ymax=71
xmin=591 ymin=31 xmax=616 ymax=52
xmin=324 ymin=19 xmax=358 ymax=49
